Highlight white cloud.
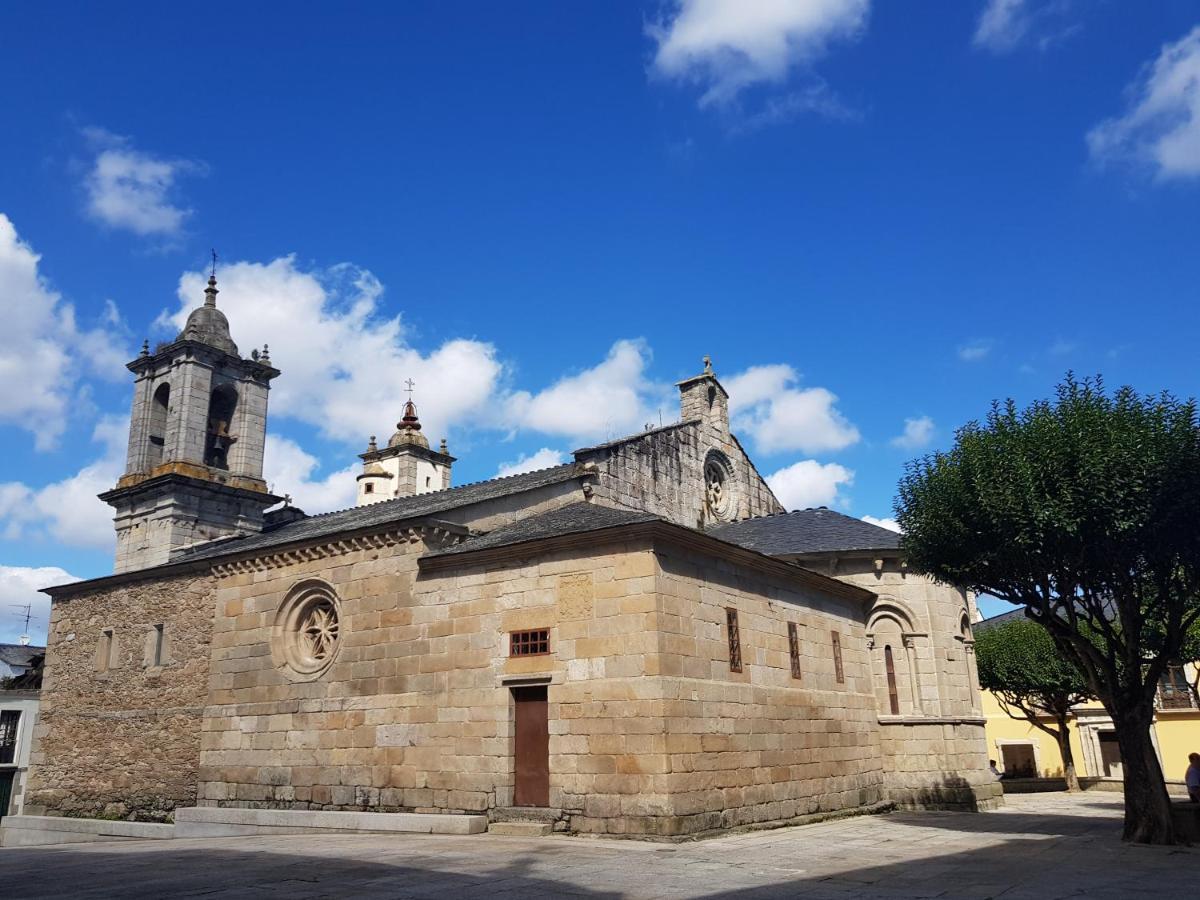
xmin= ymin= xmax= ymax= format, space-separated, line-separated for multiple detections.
xmin=973 ymin=0 xmax=1029 ymax=53
xmin=82 ymin=128 xmax=201 ymax=236
xmin=263 ymin=435 xmax=358 ymax=514
xmin=0 ymin=416 xmax=126 ymax=551
xmin=509 ymin=340 xmax=669 ymax=446
xmin=890 ymin=415 xmax=935 ymax=450
xmin=496 ymin=448 xmax=568 ymax=479
xmin=957 ymin=340 xmax=993 ymax=362
xmin=862 ymin=514 xmax=900 ymax=533
xmin=164 ymin=257 xmax=506 ymax=447
xmin=649 ymin=0 xmax=869 ymax=108
xmin=0 ymin=565 xmax=79 ymax=646
xmin=1088 ymin=26 xmax=1200 ymax=181
xmin=724 ymin=364 xmax=859 ymax=455
xmin=766 ymin=459 xmax=853 ymax=510
xmin=0 ymin=214 xmax=125 ymax=449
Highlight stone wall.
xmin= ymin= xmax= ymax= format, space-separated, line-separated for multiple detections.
xmin=813 ymin=554 xmax=1001 ymax=809
xmin=197 ymin=531 xmax=671 ymax=832
xmin=25 ymin=570 xmax=215 ymax=821
xmin=580 ymin=421 xmax=782 ymax=530
xmin=647 ymin=546 xmax=885 ymax=835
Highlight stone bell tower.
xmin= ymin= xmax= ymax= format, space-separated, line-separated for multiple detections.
xmin=100 ymin=273 xmax=282 ymax=573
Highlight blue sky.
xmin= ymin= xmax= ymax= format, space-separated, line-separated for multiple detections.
xmin=2 ymin=1 xmax=1198 ymax=641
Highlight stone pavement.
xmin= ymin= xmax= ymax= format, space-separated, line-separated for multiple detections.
xmin=0 ymin=793 xmax=1193 ymax=899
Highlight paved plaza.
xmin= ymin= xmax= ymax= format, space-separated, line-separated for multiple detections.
xmin=1 ymin=793 xmax=1194 ymax=899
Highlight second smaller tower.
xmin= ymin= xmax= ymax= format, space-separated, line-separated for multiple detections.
xmin=356 ymin=399 xmax=454 ymax=505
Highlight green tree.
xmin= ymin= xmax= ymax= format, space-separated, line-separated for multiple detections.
xmin=897 ymin=376 xmax=1200 ymax=844
xmin=975 ymin=618 xmax=1094 ymax=791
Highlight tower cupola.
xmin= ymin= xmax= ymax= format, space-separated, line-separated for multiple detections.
xmin=356 ymin=390 xmax=454 ymax=506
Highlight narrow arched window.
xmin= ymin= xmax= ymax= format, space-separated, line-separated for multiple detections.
xmin=884 ymin=644 xmax=900 ymax=715
xmin=147 ymin=382 xmax=170 ymax=467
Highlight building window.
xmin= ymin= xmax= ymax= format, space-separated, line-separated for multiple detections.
xmin=1159 ymin=664 xmax=1195 ymax=710
xmin=726 ymin=608 xmax=743 ymax=673
xmin=364 ymin=482 xmax=374 ymax=494
xmin=787 ymin=622 xmax=802 ymax=680
xmin=149 ymin=624 xmax=166 ymax=667
xmin=831 ymin=630 xmax=844 ymax=684
xmin=0 ymin=710 xmax=19 ymax=765
xmin=884 ymin=645 xmax=900 ymax=715
xmin=273 ymin=580 xmax=342 ymax=680
xmin=510 ymin=629 xmax=550 ymax=657
xmin=97 ymin=628 xmax=114 ymax=672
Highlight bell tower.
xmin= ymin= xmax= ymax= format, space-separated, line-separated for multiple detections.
xmin=100 ymin=272 xmax=282 ymax=573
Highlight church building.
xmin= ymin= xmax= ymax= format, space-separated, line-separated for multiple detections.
xmin=23 ymin=276 xmax=1000 ymax=837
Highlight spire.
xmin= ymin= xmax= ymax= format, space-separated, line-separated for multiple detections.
xmin=398 ymin=399 xmax=422 ymax=432
xmin=204 ymin=274 xmax=219 ymax=308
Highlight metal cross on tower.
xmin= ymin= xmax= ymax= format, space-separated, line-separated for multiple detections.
xmin=404 ymin=378 xmax=416 ymax=397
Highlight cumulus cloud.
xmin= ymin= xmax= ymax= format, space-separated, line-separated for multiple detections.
xmin=263 ymin=435 xmax=358 ymax=514
xmin=496 ymin=448 xmax=568 ymax=479
xmin=724 ymin=364 xmax=859 ymax=455
xmin=862 ymin=514 xmax=900 ymax=533
xmin=957 ymin=339 xmax=993 ymax=362
xmin=0 ymin=214 xmax=126 ymax=449
xmin=0 ymin=416 xmax=126 ymax=551
xmin=890 ymin=415 xmax=935 ymax=450
xmin=766 ymin=459 xmax=853 ymax=510
xmin=0 ymin=565 xmax=79 ymax=645
xmin=82 ymin=128 xmax=202 ymax=237
xmin=163 ymin=257 xmax=506 ymax=447
xmin=1088 ymin=26 xmax=1200 ymax=181
xmin=648 ymin=0 xmax=869 ymax=108
xmin=509 ymin=340 xmax=670 ymax=446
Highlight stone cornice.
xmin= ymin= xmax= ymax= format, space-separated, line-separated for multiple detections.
xmin=210 ymin=524 xmax=467 ymax=576
xmin=43 ymin=518 xmax=470 ymax=600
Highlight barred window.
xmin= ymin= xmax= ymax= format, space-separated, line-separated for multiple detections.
xmin=510 ymin=629 xmax=550 ymax=657
xmin=0 ymin=710 xmax=19 ymax=765
xmin=831 ymin=630 xmax=844 ymax=684
xmin=788 ymin=622 xmax=802 ymax=680
xmin=726 ymin=608 xmax=743 ymax=673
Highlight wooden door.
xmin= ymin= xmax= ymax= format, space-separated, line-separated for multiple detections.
xmin=513 ymin=686 xmax=549 ymax=807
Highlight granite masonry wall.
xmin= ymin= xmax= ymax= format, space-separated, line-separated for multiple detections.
xmin=24 ymin=571 xmax=215 ymax=821
xmin=647 ymin=546 xmax=884 ymax=835
xmin=819 ymin=554 xmax=1002 ymax=810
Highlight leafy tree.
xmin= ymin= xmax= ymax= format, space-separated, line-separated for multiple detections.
xmin=897 ymin=376 xmax=1200 ymax=844
xmin=975 ymin=617 xmax=1094 ymax=790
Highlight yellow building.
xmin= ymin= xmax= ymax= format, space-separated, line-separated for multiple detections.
xmin=977 ymin=611 xmax=1200 ymax=789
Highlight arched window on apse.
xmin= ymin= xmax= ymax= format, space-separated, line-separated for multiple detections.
xmin=884 ymin=645 xmax=900 ymax=715
xmin=205 ymin=383 xmax=238 ymax=470
xmin=147 ymin=382 xmax=170 ymax=468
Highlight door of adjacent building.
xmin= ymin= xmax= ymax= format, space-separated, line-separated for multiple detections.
xmin=513 ymin=685 xmax=549 ymax=807
xmin=1099 ymin=731 xmax=1123 ymax=778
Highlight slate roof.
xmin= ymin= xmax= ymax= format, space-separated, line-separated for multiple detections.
xmin=710 ymin=508 xmax=902 ymax=557
xmin=426 ymin=502 xmax=659 ymax=558
xmin=0 ymin=643 xmax=46 ymax=670
xmin=177 ymin=463 xmax=582 ymax=563
xmin=973 ymin=607 xmax=1031 ymax=632
xmin=573 ymin=420 xmax=698 ymax=454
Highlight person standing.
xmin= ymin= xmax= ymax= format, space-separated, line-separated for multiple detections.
xmin=1187 ymin=753 xmax=1200 ymax=803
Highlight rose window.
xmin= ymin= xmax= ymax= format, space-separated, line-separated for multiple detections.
xmin=273 ymin=581 xmax=342 ymax=680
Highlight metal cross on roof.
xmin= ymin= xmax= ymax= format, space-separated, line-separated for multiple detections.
xmin=404 ymin=378 xmax=415 ymax=396
xmin=210 ymin=248 xmax=218 ymax=278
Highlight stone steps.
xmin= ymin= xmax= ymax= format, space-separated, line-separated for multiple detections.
xmin=173 ymin=807 xmax=487 ymax=838
xmin=487 ymin=821 xmax=554 ymax=837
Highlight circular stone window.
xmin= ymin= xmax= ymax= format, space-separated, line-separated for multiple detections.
xmin=703 ymin=450 xmax=736 ymax=522
xmin=272 ymin=580 xmax=341 ymax=680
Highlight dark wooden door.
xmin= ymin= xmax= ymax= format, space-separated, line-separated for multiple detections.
xmin=513 ymin=686 xmax=549 ymax=807
xmin=0 ymin=770 xmax=14 ymax=819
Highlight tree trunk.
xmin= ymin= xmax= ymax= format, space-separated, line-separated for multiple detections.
xmin=1112 ymin=711 xmax=1175 ymax=844
xmin=1054 ymin=717 xmax=1080 ymax=792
